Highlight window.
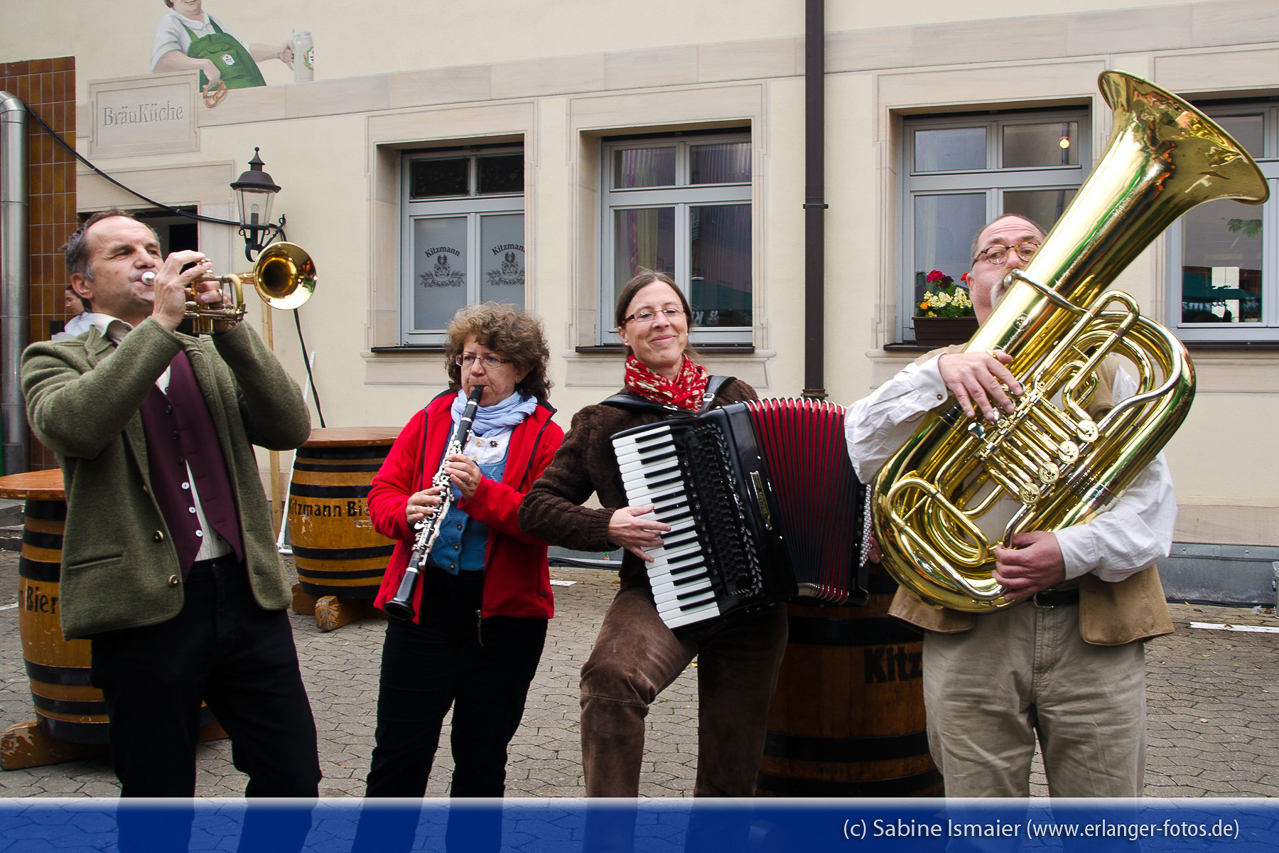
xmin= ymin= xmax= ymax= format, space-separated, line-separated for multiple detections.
xmin=1168 ymin=102 xmax=1279 ymax=343
xmin=600 ymin=132 xmax=752 ymax=345
xmin=399 ymin=147 xmax=524 ymax=345
xmin=901 ymin=109 xmax=1091 ymax=342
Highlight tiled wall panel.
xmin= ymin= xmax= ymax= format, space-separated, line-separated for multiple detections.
xmin=1 ymin=57 xmax=77 ymax=471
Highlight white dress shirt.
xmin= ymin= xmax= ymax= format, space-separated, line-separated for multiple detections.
xmin=844 ymin=354 xmax=1176 ymax=583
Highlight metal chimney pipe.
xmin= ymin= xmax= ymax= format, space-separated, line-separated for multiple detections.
xmin=1 ymin=91 xmax=30 ymax=475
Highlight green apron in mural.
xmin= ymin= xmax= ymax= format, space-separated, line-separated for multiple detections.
xmin=182 ymin=19 xmax=266 ymax=90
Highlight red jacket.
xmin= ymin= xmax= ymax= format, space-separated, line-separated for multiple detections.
xmin=370 ymin=392 xmax=564 ymax=621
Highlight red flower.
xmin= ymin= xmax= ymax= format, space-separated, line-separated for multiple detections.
xmin=925 ymin=270 xmax=947 ymax=283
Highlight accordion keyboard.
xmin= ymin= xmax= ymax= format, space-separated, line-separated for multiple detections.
xmin=613 ymin=424 xmax=722 ymax=628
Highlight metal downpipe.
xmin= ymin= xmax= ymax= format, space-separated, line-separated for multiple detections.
xmin=802 ymin=0 xmax=826 ymax=400
xmin=1 ymin=91 xmax=30 ymax=475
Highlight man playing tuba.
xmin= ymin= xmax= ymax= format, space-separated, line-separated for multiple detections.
xmin=845 ymin=214 xmax=1176 ymax=798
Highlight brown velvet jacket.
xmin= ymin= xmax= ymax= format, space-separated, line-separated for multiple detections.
xmin=886 ymin=347 xmax=1174 ymax=646
xmin=518 ymin=378 xmax=758 ymax=593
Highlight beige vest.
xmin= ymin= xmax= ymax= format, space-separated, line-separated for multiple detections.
xmin=885 ymin=347 xmax=1174 ymax=646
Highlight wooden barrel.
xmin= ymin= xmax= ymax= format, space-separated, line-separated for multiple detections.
xmin=289 ymin=427 xmax=399 ymax=599
xmin=1 ymin=470 xmax=108 ymax=744
xmin=756 ymin=567 xmax=944 ymax=797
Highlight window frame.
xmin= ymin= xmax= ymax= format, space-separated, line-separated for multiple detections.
xmin=598 ymin=131 xmax=753 ymax=347
xmin=1166 ymin=101 xmax=1279 ymax=344
xmin=899 ymin=108 xmax=1092 ymax=344
xmin=399 ymin=145 xmax=525 ymax=346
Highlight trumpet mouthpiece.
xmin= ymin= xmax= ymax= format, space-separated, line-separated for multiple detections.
xmin=141 ymin=271 xmax=157 ymax=285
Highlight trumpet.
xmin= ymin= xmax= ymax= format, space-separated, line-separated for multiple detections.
xmin=141 ymin=242 xmax=316 ymax=334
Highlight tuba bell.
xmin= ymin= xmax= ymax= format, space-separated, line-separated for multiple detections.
xmin=872 ymin=70 xmax=1269 ymax=612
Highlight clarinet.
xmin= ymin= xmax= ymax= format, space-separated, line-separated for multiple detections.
xmin=382 ymin=386 xmax=485 ymax=621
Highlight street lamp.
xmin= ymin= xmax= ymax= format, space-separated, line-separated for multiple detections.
xmin=230 ymin=147 xmax=283 ymax=262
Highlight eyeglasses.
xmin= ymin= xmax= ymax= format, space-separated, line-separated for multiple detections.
xmin=622 ymin=307 xmax=684 ymax=326
xmin=455 ymin=353 xmax=512 ymax=370
xmin=976 ymin=241 xmax=1040 ymax=266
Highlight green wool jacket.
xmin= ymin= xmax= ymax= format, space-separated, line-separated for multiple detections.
xmin=21 ymin=319 xmax=311 ymax=640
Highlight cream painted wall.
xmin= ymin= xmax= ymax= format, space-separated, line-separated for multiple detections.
xmin=823 ymin=72 xmax=879 ymax=405
xmin=5 ymin=0 xmax=1279 ymax=544
xmin=825 ymin=0 xmax=1241 ymax=31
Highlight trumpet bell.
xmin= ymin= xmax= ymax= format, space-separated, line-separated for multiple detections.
xmin=252 ymin=242 xmax=316 ymax=311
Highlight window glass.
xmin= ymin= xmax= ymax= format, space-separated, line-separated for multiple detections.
xmin=1214 ymin=115 xmax=1264 ymax=157
xmin=914 ymin=193 xmax=985 ymax=302
xmin=479 ymin=214 xmax=526 ymax=304
xmin=478 ymin=155 xmax=524 ymax=195
xmin=903 ymin=110 xmax=1089 ymax=343
xmin=613 ymin=146 xmax=678 ymax=189
xmin=614 ymin=208 xmax=676 ymax=285
xmin=1170 ymin=103 xmax=1276 ymax=341
xmin=410 ymin=158 xmax=469 ymax=199
xmin=689 ymin=204 xmax=751 ymax=327
xmin=690 ymin=142 xmax=751 ymax=185
xmin=914 ymin=127 xmax=986 ymax=172
xmin=401 ymin=147 xmax=525 ymax=344
xmin=411 ymin=217 xmax=468 ymax=331
xmin=1003 ymin=188 xmax=1077 ymax=231
xmin=1180 ymin=198 xmax=1263 ymax=325
xmin=1003 ymin=122 xmax=1079 ymax=168
xmin=602 ymin=132 xmax=752 ymax=345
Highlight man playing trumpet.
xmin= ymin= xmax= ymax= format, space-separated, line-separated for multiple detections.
xmin=845 ymin=214 xmax=1176 ymax=799
xmin=21 ymin=210 xmax=321 ymax=806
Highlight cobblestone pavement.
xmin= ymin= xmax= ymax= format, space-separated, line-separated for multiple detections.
xmin=0 ymin=544 xmax=1275 ymax=800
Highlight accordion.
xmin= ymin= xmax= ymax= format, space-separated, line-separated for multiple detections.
xmin=611 ymin=398 xmax=870 ymax=630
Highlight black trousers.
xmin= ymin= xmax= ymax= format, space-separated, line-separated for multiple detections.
xmin=357 ymin=569 xmax=546 ymax=853
xmin=90 ymin=554 xmax=321 ymax=799
xmin=364 ymin=568 xmax=548 ymax=798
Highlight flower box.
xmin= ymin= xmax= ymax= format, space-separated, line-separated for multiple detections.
xmin=913 ymin=315 xmax=979 ymax=347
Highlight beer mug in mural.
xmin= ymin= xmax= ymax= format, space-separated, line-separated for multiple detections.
xmin=293 ymin=30 xmax=314 ymax=82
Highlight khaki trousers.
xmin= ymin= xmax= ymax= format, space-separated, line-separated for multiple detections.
xmin=922 ymin=599 xmax=1147 ymax=798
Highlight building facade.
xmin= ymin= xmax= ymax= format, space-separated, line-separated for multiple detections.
xmin=2 ymin=0 xmax=1276 ymax=581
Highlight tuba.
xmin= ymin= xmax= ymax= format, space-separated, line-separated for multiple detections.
xmin=872 ymin=71 xmax=1269 ymax=612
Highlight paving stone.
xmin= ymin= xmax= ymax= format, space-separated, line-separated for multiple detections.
xmin=0 ymin=554 xmax=1276 ymax=801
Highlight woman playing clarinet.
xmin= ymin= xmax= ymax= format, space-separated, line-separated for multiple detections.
xmin=519 ymin=270 xmax=788 ymax=800
xmin=363 ymin=303 xmax=563 ymax=804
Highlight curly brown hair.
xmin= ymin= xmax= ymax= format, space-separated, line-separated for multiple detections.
xmin=443 ymin=303 xmax=552 ymax=401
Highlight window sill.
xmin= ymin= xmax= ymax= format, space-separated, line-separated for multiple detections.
xmin=573 ymin=343 xmax=757 ymax=355
xmin=1183 ymin=340 xmax=1279 ymax=351
xmin=369 ymin=345 xmax=447 ymax=354
xmin=883 ymin=340 xmax=1279 ymax=353
xmin=565 ymin=345 xmax=774 ymax=390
